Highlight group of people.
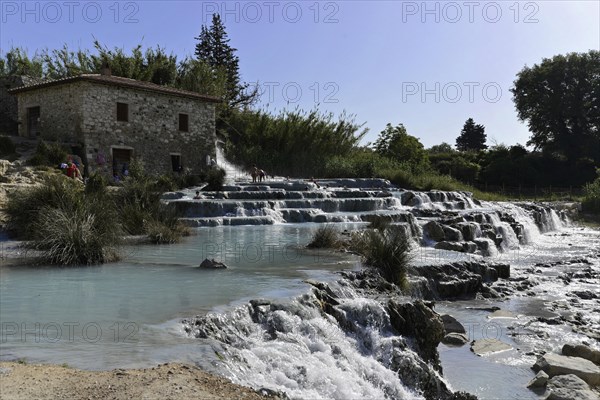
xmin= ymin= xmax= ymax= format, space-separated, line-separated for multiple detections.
xmin=250 ymin=165 xmax=267 ymax=183
xmin=112 ymin=163 xmax=129 ymax=183
xmin=60 ymin=156 xmax=83 ymax=182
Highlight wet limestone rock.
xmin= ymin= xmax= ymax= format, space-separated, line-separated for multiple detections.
xmin=423 ymin=221 xmax=445 ymax=242
xmin=546 ymin=374 xmax=598 ymax=400
xmin=435 ymin=241 xmax=465 ymax=252
xmin=388 ymin=300 xmax=445 ymax=366
xmin=199 ymin=259 xmax=228 ymax=269
xmin=455 ymin=222 xmax=480 ymax=241
xmin=532 ymin=353 xmax=600 ymax=386
xmin=442 ymin=226 xmax=463 ymax=242
xmin=562 ymin=344 xmax=600 ymax=366
xmin=527 ymin=370 xmax=549 ymax=388
xmin=462 ymin=242 xmax=478 ymax=253
xmin=470 ymin=338 xmax=512 ymax=355
xmin=408 ymin=262 xmax=507 ymax=300
xmin=442 ymin=333 xmax=469 ymax=346
xmin=440 ymin=314 xmax=466 ymax=334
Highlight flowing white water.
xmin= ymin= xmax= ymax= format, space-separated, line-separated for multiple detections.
xmin=191 ymin=294 xmax=424 ymax=400
xmin=3 ymin=182 xmax=597 ymax=400
xmin=215 ymin=145 xmax=247 ymax=182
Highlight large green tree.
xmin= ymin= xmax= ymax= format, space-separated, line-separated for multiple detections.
xmin=195 ymin=14 xmax=255 ymax=108
xmin=373 ymin=123 xmax=428 ymax=167
xmin=0 ymin=43 xmax=179 ymax=86
xmin=511 ymin=50 xmax=600 ymax=163
xmin=456 ymin=118 xmax=487 ymax=151
xmin=0 ymin=48 xmax=43 ymax=77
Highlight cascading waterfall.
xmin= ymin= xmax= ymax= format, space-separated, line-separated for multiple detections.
xmin=166 ymin=179 xmax=583 ymax=400
xmin=169 ymin=180 xmax=565 ymax=258
xmin=184 ymin=280 xmax=449 ymax=400
xmin=215 ymin=145 xmax=247 ymax=182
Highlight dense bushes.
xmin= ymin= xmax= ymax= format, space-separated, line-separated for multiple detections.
xmin=224 ymin=108 xmax=366 ymax=177
xmin=582 ymin=170 xmax=600 ymax=214
xmin=0 ymin=136 xmax=16 ymax=156
xmin=428 ymin=152 xmax=480 ymax=184
xmin=5 ymin=161 xmax=192 ymax=265
xmin=202 ymin=167 xmax=226 ymax=191
xmin=28 ymin=141 xmax=69 ymax=167
xmin=115 ymin=160 xmax=190 ymax=243
xmin=322 ymin=149 xmax=399 ymax=178
xmin=6 ymin=175 xmax=122 ymax=264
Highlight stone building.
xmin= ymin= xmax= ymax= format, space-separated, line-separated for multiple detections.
xmin=0 ymin=75 xmax=43 ymax=135
xmin=8 ymin=72 xmax=219 ymax=176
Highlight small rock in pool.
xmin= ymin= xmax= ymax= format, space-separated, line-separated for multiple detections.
xmin=527 ymin=370 xmax=549 ymax=388
xmin=199 ymin=259 xmax=228 ymax=269
xmin=442 ymin=333 xmax=469 ymax=346
xmin=470 ymin=338 xmax=512 ymax=356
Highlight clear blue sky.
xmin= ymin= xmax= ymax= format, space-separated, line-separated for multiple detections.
xmin=1 ymin=0 xmax=598 ymax=147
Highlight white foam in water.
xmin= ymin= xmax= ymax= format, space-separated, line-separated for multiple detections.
xmin=194 ymin=292 xmax=425 ymax=400
xmin=548 ymin=209 xmax=564 ymax=231
xmin=486 ymin=212 xmax=520 ymax=251
xmin=263 ymin=207 xmax=286 ymax=224
xmin=216 ymin=145 xmax=247 ymax=182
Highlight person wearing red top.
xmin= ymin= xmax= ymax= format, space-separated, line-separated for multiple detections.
xmin=66 ymin=162 xmax=80 ymax=179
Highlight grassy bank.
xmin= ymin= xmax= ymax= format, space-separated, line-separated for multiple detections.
xmin=4 ymin=162 xmax=192 ymax=265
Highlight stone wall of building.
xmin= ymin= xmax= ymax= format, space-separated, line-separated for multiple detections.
xmin=80 ymin=82 xmax=216 ymax=176
xmin=15 ymin=82 xmax=85 ymax=143
xmin=0 ymin=76 xmax=42 ymax=136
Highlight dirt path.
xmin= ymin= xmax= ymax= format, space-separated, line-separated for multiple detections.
xmin=0 ymin=362 xmax=281 ymax=400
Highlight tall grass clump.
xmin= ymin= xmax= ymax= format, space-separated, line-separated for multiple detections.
xmin=6 ymin=175 xmax=82 ymax=239
xmin=350 ymin=225 xmax=412 ymax=289
xmin=307 ymin=225 xmax=341 ymax=249
xmin=5 ymin=175 xmax=122 ymax=264
xmin=30 ymin=201 xmax=121 ymax=264
xmin=144 ymin=204 xmax=190 ymax=244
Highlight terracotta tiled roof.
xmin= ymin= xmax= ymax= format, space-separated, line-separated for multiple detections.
xmin=8 ymin=74 xmax=221 ymax=103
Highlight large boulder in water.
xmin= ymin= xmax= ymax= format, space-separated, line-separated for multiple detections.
xmin=408 ymin=261 xmax=507 ymax=299
xmin=562 ymin=344 xmax=600 ymax=366
xmin=532 ymin=353 xmax=600 ymax=386
xmin=455 ymin=222 xmax=480 ymax=241
xmin=423 ymin=221 xmax=445 ymax=242
xmin=387 ymin=300 xmax=445 ymax=367
xmin=527 ymin=370 xmax=549 ymax=388
xmin=435 ymin=241 xmax=464 ymax=252
xmin=440 ymin=314 xmax=466 ymax=334
xmin=546 ymin=374 xmax=598 ymax=400
xmin=442 ymin=333 xmax=469 ymax=346
xmin=442 ymin=226 xmax=463 ymax=241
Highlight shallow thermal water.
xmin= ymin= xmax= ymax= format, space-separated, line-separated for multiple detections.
xmin=436 ymin=225 xmax=600 ymax=400
xmin=0 ymin=224 xmax=360 ymax=370
xmin=1 ymin=220 xmax=599 ymax=399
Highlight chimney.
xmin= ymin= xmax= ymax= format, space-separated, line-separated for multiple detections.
xmin=100 ymin=61 xmax=111 ymax=76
